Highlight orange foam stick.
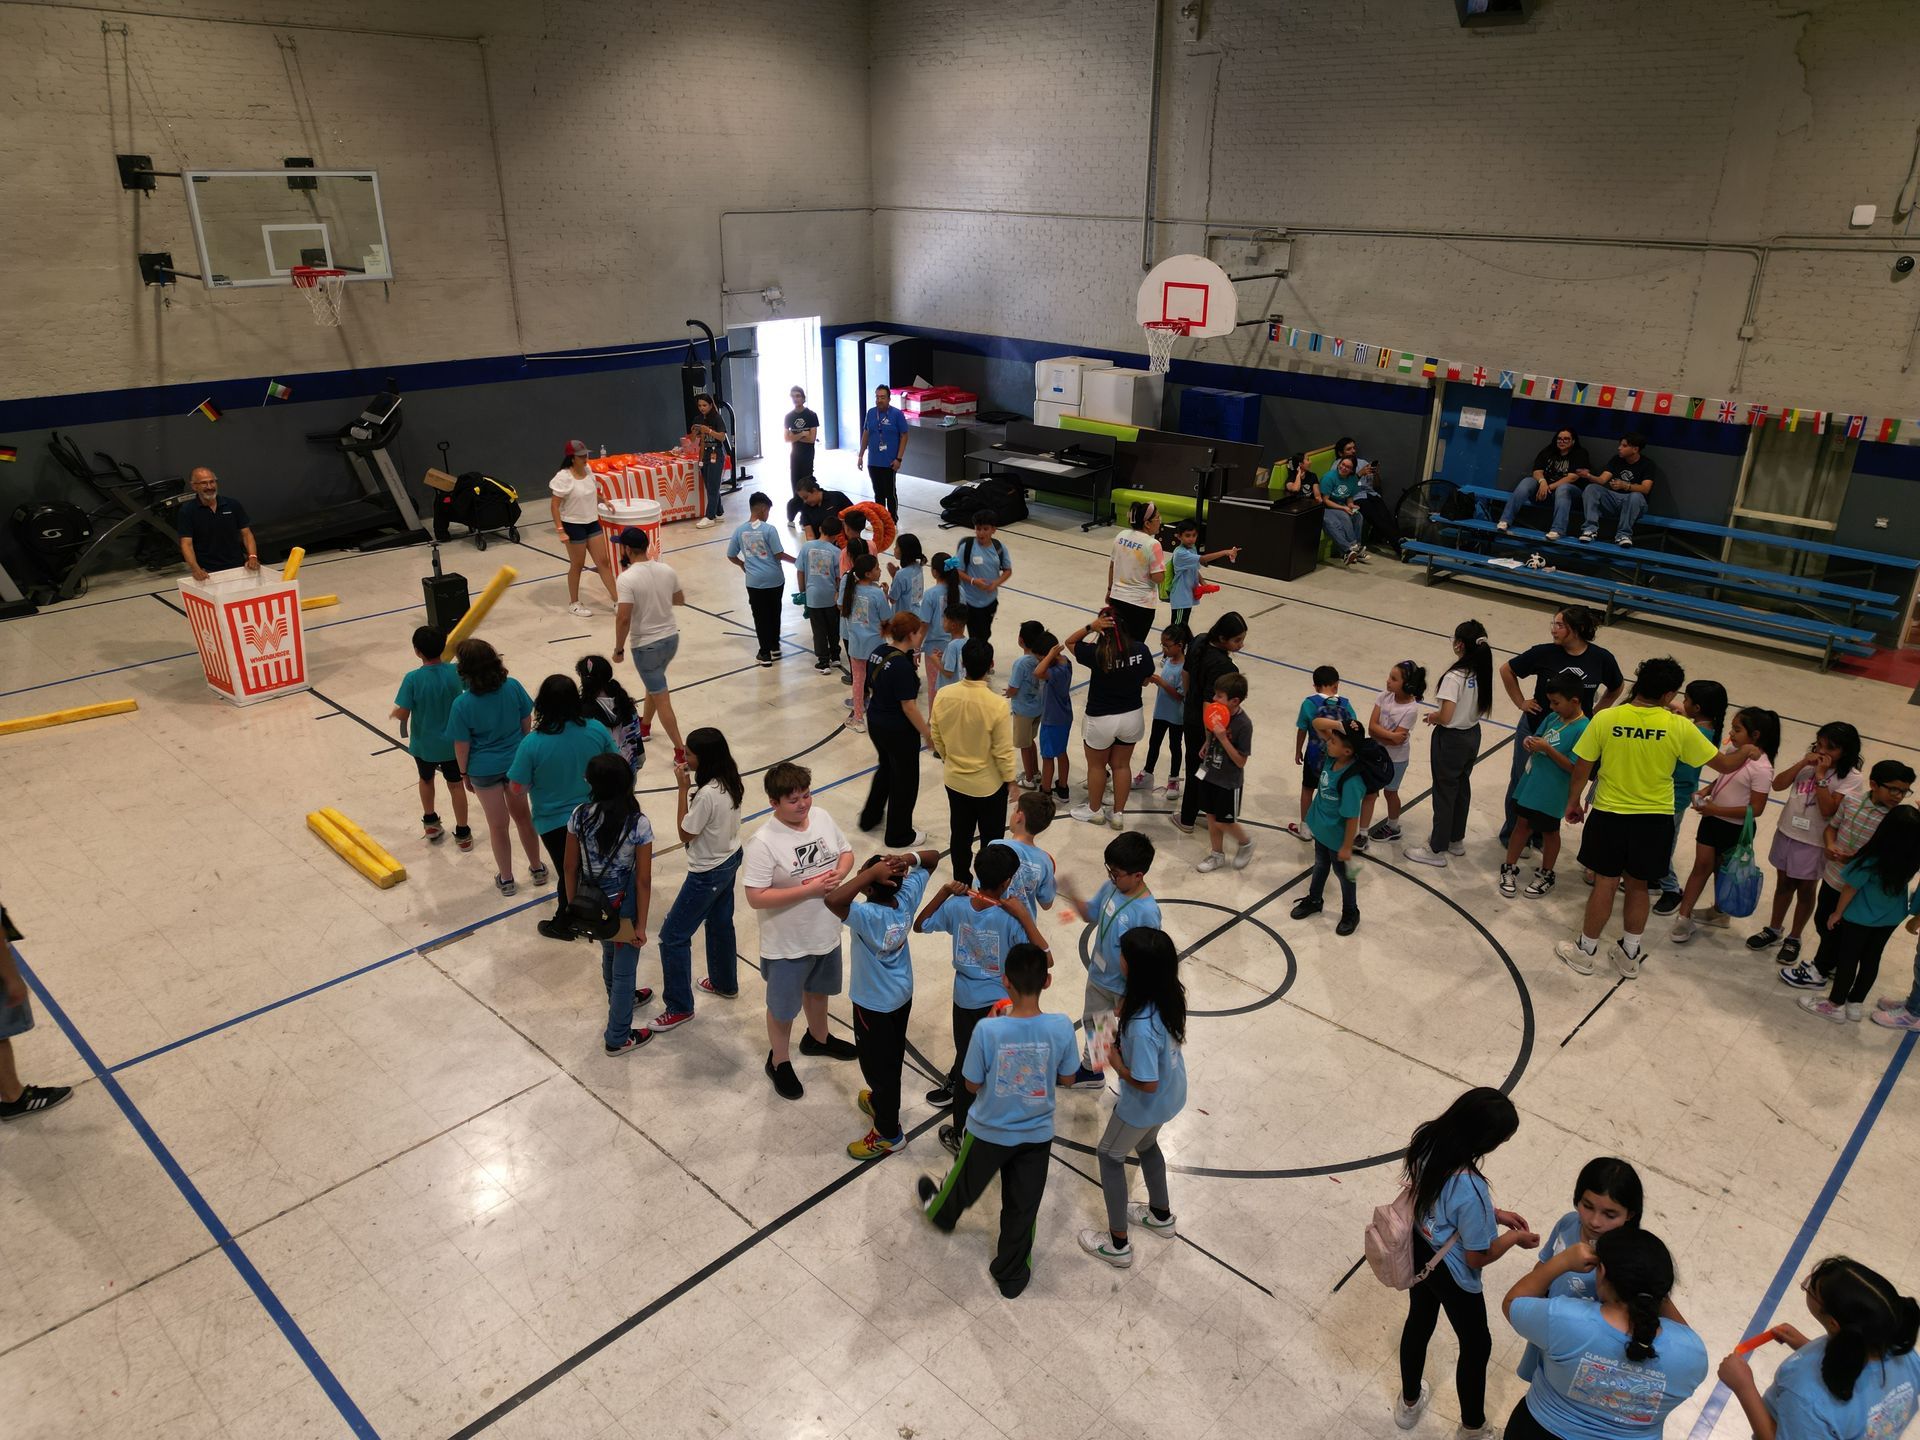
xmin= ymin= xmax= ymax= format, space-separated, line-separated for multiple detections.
xmin=1734 ymin=1328 xmax=1781 ymax=1356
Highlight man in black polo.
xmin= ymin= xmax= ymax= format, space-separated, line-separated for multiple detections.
xmin=783 ymin=386 xmax=820 ymax=496
xmin=785 ymin=476 xmax=854 ymax=538
xmin=177 ymin=468 xmax=260 ymax=581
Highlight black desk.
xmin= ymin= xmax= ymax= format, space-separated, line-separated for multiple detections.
xmin=899 ymin=418 xmax=1002 ymax=485
xmin=965 ymin=447 xmax=1114 ymax=531
xmin=1213 ymin=495 xmax=1322 ymax=582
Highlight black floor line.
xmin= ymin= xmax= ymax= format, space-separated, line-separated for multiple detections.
xmin=307 ymin=686 xmax=405 ymax=748
xmin=1331 ymin=1255 xmax=1368 ymax=1293
xmin=547 ymin=632 xmax=591 ymax=644
xmin=149 ymin=591 xmax=188 ymax=617
xmin=1560 ymin=973 xmax=1633 ymax=1046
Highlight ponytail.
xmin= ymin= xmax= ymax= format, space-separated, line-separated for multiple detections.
xmin=932 ymin=551 xmax=963 ymax=610
xmin=841 ymin=554 xmax=879 ymax=617
xmin=1806 ymin=1256 xmax=1920 ymax=1402
xmin=1448 ymin=619 xmax=1494 ymax=712
xmin=1593 ymin=1229 xmax=1676 ymax=1364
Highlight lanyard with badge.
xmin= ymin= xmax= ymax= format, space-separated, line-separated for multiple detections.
xmin=1096 ymin=889 xmax=1149 ymax=963
xmin=1789 ymin=769 xmax=1821 ymax=833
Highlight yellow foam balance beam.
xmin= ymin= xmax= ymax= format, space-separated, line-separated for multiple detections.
xmin=299 ymin=594 xmax=339 ymax=611
xmin=441 ymin=565 xmax=518 ymax=660
xmin=306 ymin=809 xmax=406 ymax=888
xmin=0 ymin=698 xmax=139 ymax=737
xmin=281 ymin=547 xmax=306 ymax=581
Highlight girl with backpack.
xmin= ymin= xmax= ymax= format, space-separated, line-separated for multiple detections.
xmin=1290 ymin=718 xmax=1370 ymax=935
xmin=1405 ymin=619 xmax=1495 ymax=869
xmin=575 ymin=654 xmax=645 ymax=777
xmin=1717 ymin=1255 xmax=1920 ymax=1440
xmin=1394 ymin=1087 xmax=1538 ymax=1438
xmin=1502 ymin=1229 xmax=1708 ymax=1440
xmin=565 ymin=753 xmax=656 ymax=1055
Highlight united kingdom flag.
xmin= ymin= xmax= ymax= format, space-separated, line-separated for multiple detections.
xmin=1717 ymin=400 xmax=1739 ymax=422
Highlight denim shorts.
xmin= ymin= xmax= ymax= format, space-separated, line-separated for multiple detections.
xmin=562 ymin=519 xmax=601 ymax=543
xmin=763 ymin=947 xmax=843 ymax=1021
xmin=0 ymin=994 xmax=34 ymax=1040
xmin=631 ymin=633 xmax=680 ymax=694
xmin=467 ymin=771 xmax=508 ymax=790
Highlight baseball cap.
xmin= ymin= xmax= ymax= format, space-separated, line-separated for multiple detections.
xmin=564 ymin=439 xmax=590 ymax=459
xmin=617 ymin=526 xmax=650 ymax=551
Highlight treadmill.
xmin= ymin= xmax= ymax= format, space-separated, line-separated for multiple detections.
xmin=257 ymin=389 xmax=429 ymax=555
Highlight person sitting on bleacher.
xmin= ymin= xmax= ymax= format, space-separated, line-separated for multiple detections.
xmin=1496 ymin=428 xmax=1592 ymax=539
xmin=1579 ymin=433 xmax=1661 ymax=548
xmin=1319 ymin=456 xmax=1367 ymax=566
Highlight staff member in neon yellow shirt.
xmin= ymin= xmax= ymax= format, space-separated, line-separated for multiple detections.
xmin=1555 ymin=656 xmax=1762 ymax=981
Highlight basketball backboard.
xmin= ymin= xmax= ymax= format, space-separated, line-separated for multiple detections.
xmin=1135 ymin=254 xmax=1236 ymax=338
xmin=181 ymin=169 xmax=391 ymax=289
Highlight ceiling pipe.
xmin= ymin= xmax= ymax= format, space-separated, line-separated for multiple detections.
xmin=1141 ymin=0 xmax=1167 ymax=273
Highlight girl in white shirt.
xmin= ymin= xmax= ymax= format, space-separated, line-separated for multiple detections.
xmin=1406 ymin=621 xmax=1494 ymax=869
xmin=1106 ymin=500 xmax=1166 ymax=644
xmin=550 ymin=441 xmax=619 ymax=618
xmin=655 ymin=727 xmax=746 ymax=1026
xmin=1364 ymin=660 xmax=1427 ymax=845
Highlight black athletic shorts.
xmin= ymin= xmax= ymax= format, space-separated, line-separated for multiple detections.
xmin=1694 ymin=814 xmax=1744 ymax=859
xmin=1516 ymin=804 xmax=1560 ymax=836
xmin=414 ymin=756 xmax=462 ymax=784
xmin=1576 ymin=808 xmax=1674 ymax=884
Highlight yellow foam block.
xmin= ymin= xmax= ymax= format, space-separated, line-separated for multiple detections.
xmin=299 ymin=594 xmax=339 ymax=610
xmin=0 ymin=698 xmax=139 ymax=737
xmin=441 ymin=565 xmax=518 ymax=659
xmin=306 ymin=809 xmax=406 ymax=888
xmin=281 ymin=547 xmax=306 ymax=581
xmin=319 ymin=807 xmax=406 ymax=878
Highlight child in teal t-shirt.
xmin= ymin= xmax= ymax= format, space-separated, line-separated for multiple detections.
xmin=390 ymin=624 xmax=471 ymax=847
xmin=1499 ymin=676 xmax=1588 ymax=899
xmin=1293 ymin=721 xmax=1365 ymax=932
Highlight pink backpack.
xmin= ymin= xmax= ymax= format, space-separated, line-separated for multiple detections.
xmin=1364 ymin=1182 xmax=1457 ymax=1290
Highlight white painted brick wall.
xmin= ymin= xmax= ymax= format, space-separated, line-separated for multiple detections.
xmin=871 ymin=0 xmax=1920 ymax=417
xmin=1 ymin=0 xmax=874 ymax=400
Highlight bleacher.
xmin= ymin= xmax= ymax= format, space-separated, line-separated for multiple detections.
xmin=1399 ymin=482 xmax=1919 ymax=670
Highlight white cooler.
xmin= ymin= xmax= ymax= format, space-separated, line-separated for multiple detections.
xmin=1081 ymin=367 xmax=1165 ymax=426
xmin=598 ymin=498 xmax=663 ymax=572
xmin=1033 ymin=355 xmax=1113 ymax=407
xmin=177 ymin=568 xmax=309 ymax=705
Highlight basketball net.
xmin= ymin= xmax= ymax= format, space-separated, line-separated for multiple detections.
xmin=1142 ymin=318 xmax=1189 ymax=374
xmin=291 ymin=266 xmax=348 ymax=328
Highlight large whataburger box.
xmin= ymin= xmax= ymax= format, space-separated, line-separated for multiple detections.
xmin=178 ymin=569 xmax=309 ymax=704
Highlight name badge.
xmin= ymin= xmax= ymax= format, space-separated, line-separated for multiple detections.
xmin=1789 ymin=813 xmax=1813 ymax=832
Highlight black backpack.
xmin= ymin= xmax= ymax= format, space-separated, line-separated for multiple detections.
xmin=1341 ymin=738 xmax=1397 ymax=796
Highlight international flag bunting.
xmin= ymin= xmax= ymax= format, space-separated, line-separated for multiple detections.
xmin=1573 ymin=381 xmax=1590 ymax=404
xmin=0 ymin=445 xmax=16 ymax=463
xmin=1498 ymin=370 xmax=1516 ymax=390
xmin=1626 ymin=389 xmax=1644 ymax=412
xmin=1422 ymin=357 xmax=1438 ymax=378
xmin=1268 ymin=323 xmax=1281 ymax=342
xmin=1550 ymin=378 xmax=1565 ymax=400
xmin=1654 ymin=393 xmax=1674 ymax=416
xmin=1520 ymin=375 xmax=1538 ymax=397
xmin=1353 ymin=343 xmax=1369 ymax=365
xmin=1308 ymin=333 xmax=1323 ymax=353
xmin=1780 ymin=408 xmax=1799 ymax=433
xmin=1879 ymin=418 xmax=1903 ymax=443
xmin=1398 ymin=351 xmax=1415 ymax=374
xmin=1686 ymin=397 xmax=1706 ymax=420
xmin=264 ymin=380 xmax=292 ymax=401
xmin=1747 ymin=404 xmax=1769 ymax=425
xmin=1717 ymin=400 xmax=1739 ymax=422
xmin=1813 ymin=411 xmax=1827 ymax=434
xmin=1846 ymin=414 xmax=1865 ymax=438
xmin=1287 ymin=327 xmax=1301 ymax=347
xmin=193 ymin=398 xmax=222 ymax=423
xmin=1376 ymin=346 xmax=1393 ymax=370
xmin=1331 ymin=337 xmax=1346 ymax=357
xmin=1598 ymin=385 xmax=1617 ymax=409
xmin=1445 ymin=360 xmax=1462 ymax=381
xmin=1471 ymin=366 xmax=1488 ymax=386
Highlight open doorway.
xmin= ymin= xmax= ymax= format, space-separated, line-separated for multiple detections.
xmin=753 ymin=315 xmax=823 ymax=480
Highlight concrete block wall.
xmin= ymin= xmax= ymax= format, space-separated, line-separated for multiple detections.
xmin=870 ymin=0 xmax=1920 ymax=421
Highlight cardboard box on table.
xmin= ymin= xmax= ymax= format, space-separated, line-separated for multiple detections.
xmin=177 ymin=568 xmax=309 ymax=704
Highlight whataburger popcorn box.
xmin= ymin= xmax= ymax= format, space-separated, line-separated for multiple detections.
xmin=589 ymin=452 xmax=704 ymax=522
xmin=178 ymin=568 xmax=309 ymax=705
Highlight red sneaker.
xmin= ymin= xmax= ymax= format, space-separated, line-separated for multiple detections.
xmin=651 ymin=1009 xmax=694 ymax=1032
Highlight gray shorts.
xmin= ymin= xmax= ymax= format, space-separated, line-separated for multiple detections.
xmin=632 ymin=633 xmax=680 ymax=694
xmin=1389 ymin=759 xmax=1409 ymax=791
xmin=0 ymin=995 xmax=34 ymax=1040
xmin=764 ymin=947 xmax=842 ymax=1021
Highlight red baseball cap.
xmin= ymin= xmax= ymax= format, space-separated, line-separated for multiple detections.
xmin=564 ymin=439 xmax=590 ymax=459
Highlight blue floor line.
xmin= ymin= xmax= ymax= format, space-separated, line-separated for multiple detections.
xmin=1685 ymin=1029 xmax=1917 ymax=1439
xmin=11 ymin=943 xmax=379 ymax=1438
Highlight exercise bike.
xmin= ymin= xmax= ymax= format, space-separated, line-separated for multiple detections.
xmin=6 ymin=434 xmax=189 ymax=603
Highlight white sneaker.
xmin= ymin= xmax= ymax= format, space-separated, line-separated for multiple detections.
xmin=695 ymin=517 xmax=716 ymax=529
xmin=1127 ymin=1202 xmax=1177 ymax=1238
xmin=846 ymin=717 xmax=866 ymax=734
xmin=1394 ymin=1381 xmax=1431 ymax=1431
xmin=1402 ymin=845 xmax=1448 ymax=868
xmin=1608 ymin=939 xmax=1643 ymax=980
xmin=1069 ymin=803 xmax=1104 ymax=824
xmin=1131 ymin=770 xmax=1151 ymax=787
xmin=1457 ymin=1428 xmax=1497 ymax=1440
xmin=1107 ymin=810 xmax=1125 ymax=830
xmin=567 ymin=602 xmax=592 ymax=618
xmin=1495 ymin=520 xmax=1510 ymax=531
xmin=1556 ymin=939 xmax=1598 ymax=976
xmin=1196 ymin=852 xmax=1227 ymax=873
xmin=1447 ymin=841 xmax=1466 ymax=856
xmin=1543 ymin=530 xmax=1561 ymax=541
xmin=1076 ymin=1229 xmax=1133 ymax=1268
xmin=1231 ymin=843 xmax=1255 ymax=870
xmin=1670 ymin=915 xmax=1697 ymax=944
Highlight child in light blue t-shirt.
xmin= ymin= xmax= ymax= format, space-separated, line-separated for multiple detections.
xmin=887 ymin=533 xmax=927 ymax=615
xmin=1164 ymin=518 xmax=1240 ymax=628
xmin=919 ymin=554 xmax=956 ymax=699
xmin=1006 ymin=620 xmax=1048 ymax=786
xmin=797 ymin=531 xmax=843 ymax=672
xmin=1060 ymin=832 xmax=1160 ymax=1088
xmin=1140 ymin=624 xmax=1190 ymax=797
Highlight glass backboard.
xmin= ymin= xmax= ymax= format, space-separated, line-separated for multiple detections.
xmin=182 ymin=169 xmax=391 ymax=289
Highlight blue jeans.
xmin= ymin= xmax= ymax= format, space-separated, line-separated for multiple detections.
xmin=658 ymin=849 xmax=741 ymax=1013
xmin=1323 ymin=506 xmax=1361 ymax=552
xmin=1582 ymin=486 xmax=1646 ymax=540
xmin=701 ymin=456 xmax=725 ymax=518
xmin=1498 ymin=477 xmax=1578 ymax=535
xmin=1310 ymin=839 xmax=1359 ymax=916
xmin=601 ymin=886 xmax=641 ymax=1048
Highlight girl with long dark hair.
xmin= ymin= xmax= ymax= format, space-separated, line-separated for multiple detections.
xmin=654 ymin=727 xmax=747 ymax=1026
xmin=1061 ymin=611 xmax=1156 ymax=828
xmin=1406 ymin=619 xmax=1494 ymax=868
xmin=508 ymin=674 xmax=618 ymax=940
xmin=858 ymin=611 xmax=935 ymax=848
xmin=1175 ymin=611 xmax=1247 ymax=832
xmin=1754 ymin=720 xmax=1867 ymax=965
xmin=1395 ymin=1086 xmax=1536 ymax=1438
xmin=548 ymin=440 xmax=619 ymax=617
xmin=1669 ymin=706 xmax=1780 ymax=943
xmin=565 ymin=753 xmax=655 ymax=1054
xmin=1079 ymin=926 xmax=1186 ymax=1269
xmin=446 ymin=638 xmax=542 ymax=897
xmin=840 ymin=552 xmax=888 ymax=733
xmin=1803 ymin=805 xmax=1920 ymax=1023
xmin=1516 ymin=1157 xmax=1647 ymax=1380
xmin=575 ymin=653 xmax=643 ymax=776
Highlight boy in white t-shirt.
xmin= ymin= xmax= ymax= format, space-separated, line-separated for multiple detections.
xmin=742 ymin=762 xmax=856 ymax=1099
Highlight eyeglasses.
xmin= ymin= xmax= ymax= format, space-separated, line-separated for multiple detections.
xmin=1882 ymin=785 xmax=1912 ymax=798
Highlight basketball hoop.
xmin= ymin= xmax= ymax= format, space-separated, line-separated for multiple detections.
xmin=1142 ymin=318 xmax=1189 ymax=374
xmin=291 ymin=266 xmax=348 ymax=327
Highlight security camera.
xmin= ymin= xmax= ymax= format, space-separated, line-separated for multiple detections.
xmin=1897 ymin=255 xmax=1916 ymax=278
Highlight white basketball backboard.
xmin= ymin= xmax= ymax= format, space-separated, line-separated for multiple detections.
xmin=1135 ymin=254 xmax=1236 ymax=338
xmin=181 ymin=169 xmax=392 ymax=289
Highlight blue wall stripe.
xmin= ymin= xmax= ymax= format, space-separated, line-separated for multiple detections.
xmin=10 ymin=943 xmax=379 ymax=1438
xmin=1686 ymin=1030 xmax=1918 ymax=1439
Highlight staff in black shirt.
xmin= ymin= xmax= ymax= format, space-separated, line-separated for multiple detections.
xmin=787 ymin=477 xmax=854 ymax=536
xmin=1494 ymin=605 xmax=1623 ymax=843
xmin=1495 ymin=428 xmax=1592 ymax=537
xmin=176 ymin=468 xmax=259 ymax=581
xmin=784 ymin=386 xmax=820 ymax=495
xmin=1580 ymin=433 xmax=1660 ymax=546
xmin=857 ymin=613 xmax=936 ymax=847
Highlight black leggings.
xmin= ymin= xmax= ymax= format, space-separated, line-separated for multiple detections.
xmin=539 ymin=825 xmax=570 ymax=923
xmin=1826 ymin=920 xmax=1896 ymax=1007
xmin=1399 ymin=1234 xmax=1491 ymax=1430
xmin=1502 ymin=1398 xmax=1556 ymax=1440
xmin=854 ymin=1000 xmax=911 ymax=1138
xmin=1144 ymin=718 xmax=1184 ymax=777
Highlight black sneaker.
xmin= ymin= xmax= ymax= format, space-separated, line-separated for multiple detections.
xmin=766 ymin=1052 xmax=804 ymax=1099
xmin=1289 ymin=895 xmax=1324 ymax=921
xmin=1652 ymin=890 xmax=1682 ymax=915
xmin=800 ymin=1031 xmax=859 ymax=1061
xmin=938 ymin=1124 xmax=961 ymax=1155
xmin=1335 ymin=910 xmax=1360 ymax=937
xmin=914 ymin=1174 xmax=938 ymax=1215
xmin=536 ymin=918 xmax=577 ymax=941
xmin=757 ymin=651 xmax=775 ymax=668
xmin=1746 ymin=926 xmax=1783 ymax=951
xmin=605 ymin=1029 xmax=652 ymax=1057
xmin=0 ymin=1084 xmax=73 ymax=1121
xmin=1053 ymin=785 xmax=1070 ymax=802
xmin=1498 ymin=864 xmax=1519 ymax=898
xmin=814 ymin=662 xmax=833 ymax=675
xmin=1352 ymin=831 xmax=1371 ymax=853
xmin=1779 ymin=937 xmax=1802 ymax=965
xmin=925 ymin=1082 xmax=954 ymax=1105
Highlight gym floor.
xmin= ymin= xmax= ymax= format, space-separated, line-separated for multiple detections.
xmin=2 ymin=460 xmax=1917 ymax=1440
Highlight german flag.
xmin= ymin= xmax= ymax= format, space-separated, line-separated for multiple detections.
xmin=194 ymin=397 xmax=222 ymax=422
xmin=0 ymin=445 xmax=16 ymax=462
